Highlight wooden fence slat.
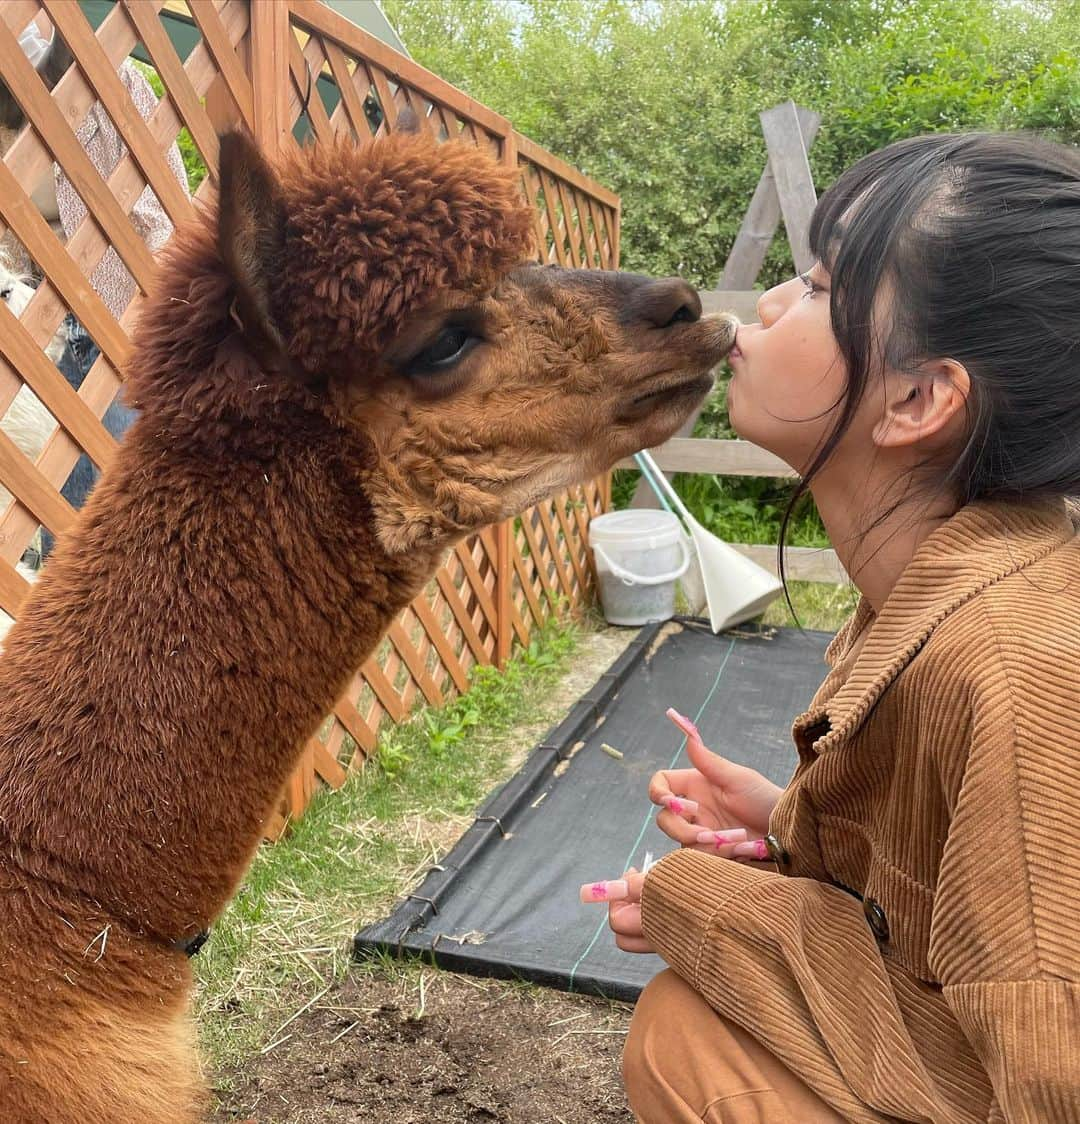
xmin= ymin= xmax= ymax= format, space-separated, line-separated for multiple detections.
xmin=121 ymin=0 xmax=222 ymax=179
xmin=293 ymin=29 xmax=335 ymax=141
xmin=433 ymin=567 xmax=489 ymax=666
xmin=409 ymin=592 xmax=471 ymax=694
xmin=386 ymin=619 xmax=443 ymax=708
xmin=533 ymin=503 xmax=575 ymax=603
xmin=0 ymin=429 xmax=76 ymax=535
xmin=0 ymin=19 xmax=156 ymax=293
xmin=42 ymin=0 xmax=194 ymax=228
xmin=0 ymin=353 xmax=118 ymax=567
xmin=364 ymin=61 xmax=399 ymax=133
xmin=554 ymin=177 xmax=582 ymax=269
xmin=758 ymin=100 xmax=818 ymax=275
xmin=322 ymin=38 xmax=369 ymax=140
xmin=309 ymin=736 xmax=347 ymax=787
xmin=452 ymin=539 xmax=497 ymax=632
xmin=251 ymin=0 xmax=291 ymax=147
xmin=552 ymin=495 xmax=589 ymax=597
xmin=290 ymin=0 xmax=512 ymax=139
xmin=513 ymin=130 xmax=620 ymax=211
xmin=0 ymin=158 xmax=130 ymax=372
xmin=332 ymin=697 xmax=376 ymax=755
xmin=510 ymin=531 xmax=544 ymax=625
xmin=189 ymin=0 xmax=255 ymax=129
xmin=536 ymin=168 xmax=568 ymax=267
xmin=0 ymin=558 xmax=31 ymax=619
xmin=719 ymin=105 xmax=819 ymax=289
xmin=355 ymin=656 xmax=407 ymax=724
xmin=0 ymin=301 xmax=116 ymax=470
xmin=518 ymin=510 xmax=557 ymax=608
xmin=617 ymin=437 xmax=797 ymax=479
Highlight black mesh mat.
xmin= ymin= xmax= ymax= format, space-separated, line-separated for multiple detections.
xmin=354 ymin=619 xmax=832 ymax=1000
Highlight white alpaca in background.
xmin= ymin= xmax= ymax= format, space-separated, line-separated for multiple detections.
xmin=0 ymin=261 xmax=66 ymax=461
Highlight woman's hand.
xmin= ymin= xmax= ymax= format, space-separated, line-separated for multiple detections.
xmin=653 ymin=708 xmax=784 ymax=859
xmin=581 ymin=869 xmax=653 ymax=954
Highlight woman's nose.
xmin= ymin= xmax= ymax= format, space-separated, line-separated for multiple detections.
xmin=755 ymin=276 xmax=798 ymax=328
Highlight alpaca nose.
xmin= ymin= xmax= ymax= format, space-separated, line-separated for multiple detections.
xmin=631 ymin=277 xmax=702 ymax=329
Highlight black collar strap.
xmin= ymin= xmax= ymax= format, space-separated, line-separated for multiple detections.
xmin=172 ymin=929 xmax=210 ymax=957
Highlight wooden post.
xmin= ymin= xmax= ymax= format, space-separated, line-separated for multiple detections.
xmin=631 ymin=99 xmax=819 ymax=510
xmin=720 ymin=103 xmax=820 ymax=289
xmin=250 ymin=0 xmax=291 ymax=152
xmin=758 ymin=100 xmax=818 ymax=274
xmin=495 ymin=518 xmax=512 ymax=669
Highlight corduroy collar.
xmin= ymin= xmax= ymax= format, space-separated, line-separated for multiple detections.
xmin=797 ymin=499 xmax=1076 ymax=751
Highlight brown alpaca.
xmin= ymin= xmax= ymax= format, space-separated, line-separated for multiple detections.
xmin=0 ymin=125 xmax=735 ymax=1122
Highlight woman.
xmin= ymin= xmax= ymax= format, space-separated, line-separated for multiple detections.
xmin=598 ymin=131 xmax=1080 ymax=1122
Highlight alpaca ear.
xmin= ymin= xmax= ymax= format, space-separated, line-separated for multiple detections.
xmin=217 ymin=130 xmax=287 ymax=356
xmin=395 ymin=105 xmax=422 ymax=136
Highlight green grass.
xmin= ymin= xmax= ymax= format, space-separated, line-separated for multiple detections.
xmin=194 ymin=616 xmax=580 ymax=1073
xmin=760 ymin=579 xmax=860 ymax=632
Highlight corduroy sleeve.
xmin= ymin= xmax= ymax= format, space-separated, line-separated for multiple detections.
xmin=640 ymin=850 xmax=942 ymax=1122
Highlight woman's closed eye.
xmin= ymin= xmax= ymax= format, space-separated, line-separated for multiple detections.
xmin=799 ymin=272 xmax=826 ymax=299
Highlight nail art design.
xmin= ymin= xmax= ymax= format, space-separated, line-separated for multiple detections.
xmin=695 ymin=828 xmax=748 ymax=849
xmin=660 ymin=794 xmax=700 ymax=817
xmin=579 ymin=879 xmax=629 ymax=903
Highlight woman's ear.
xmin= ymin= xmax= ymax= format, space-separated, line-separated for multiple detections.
xmin=873 ymin=358 xmax=971 ymax=449
xmin=217 ymin=130 xmax=287 ymax=357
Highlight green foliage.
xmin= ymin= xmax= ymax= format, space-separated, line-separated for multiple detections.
xmin=384 ymin=0 xmax=1080 ymax=286
xmin=132 ymin=61 xmax=208 ymax=193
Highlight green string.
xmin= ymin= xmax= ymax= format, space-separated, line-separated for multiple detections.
xmin=567 ymin=635 xmax=737 ymax=992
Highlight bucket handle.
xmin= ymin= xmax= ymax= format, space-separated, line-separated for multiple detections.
xmin=592 ymin=539 xmax=691 ymax=586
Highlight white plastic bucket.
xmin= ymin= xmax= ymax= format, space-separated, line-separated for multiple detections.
xmin=589 ymin=510 xmax=691 ymax=626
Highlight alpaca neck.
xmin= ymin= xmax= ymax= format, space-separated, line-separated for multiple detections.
xmin=0 ymin=404 xmax=442 ymax=944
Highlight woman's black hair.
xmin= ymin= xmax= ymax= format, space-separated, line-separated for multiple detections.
xmin=0 ymin=33 xmax=73 ymax=130
xmin=779 ymin=131 xmax=1080 ymax=579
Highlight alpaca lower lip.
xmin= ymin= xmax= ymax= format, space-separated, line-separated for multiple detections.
xmin=623 ymin=373 xmax=714 ymax=417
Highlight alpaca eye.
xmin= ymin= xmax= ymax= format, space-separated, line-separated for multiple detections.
xmin=407 ymin=326 xmax=478 ymax=374
xmin=0 ymin=289 xmax=11 ymax=301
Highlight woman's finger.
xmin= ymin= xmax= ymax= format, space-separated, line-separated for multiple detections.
xmin=607 ymin=901 xmax=643 ymax=937
xmin=614 ymin=933 xmax=654 ymax=954
xmin=648 ymin=767 xmax=700 ymax=808
xmin=654 ymin=808 xmax=703 ymax=846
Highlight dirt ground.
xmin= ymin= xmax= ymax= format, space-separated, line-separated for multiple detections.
xmin=212 ymin=623 xmax=641 ymax=1123
xmin=211 ymin=968 xmax=636 ymax=1123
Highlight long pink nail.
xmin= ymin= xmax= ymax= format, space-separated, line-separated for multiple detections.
xmin=660 ymin=794 xmax=699 ymax=817
xmin=579 ymin=879 xmax=629 ymax=903
xmin=696 ymin=828 xmax=748 ymax=848
xmin=731 ymin=839 xmax=769 ymax=861
xmin=665 ymin=708 xmax=700 ymax=739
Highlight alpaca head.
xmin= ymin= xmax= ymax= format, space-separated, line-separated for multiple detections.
xmin=161 ymin=128 xmax=736 ymax=552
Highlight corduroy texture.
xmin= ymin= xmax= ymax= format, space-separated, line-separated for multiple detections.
xmin=640 ymin=499 xmax=1080 ymax=1123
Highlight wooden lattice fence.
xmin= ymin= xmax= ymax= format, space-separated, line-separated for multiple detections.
xmin=0 ymin=0 xmax=619 ymax=835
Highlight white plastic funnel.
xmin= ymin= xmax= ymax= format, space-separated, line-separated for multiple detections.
xmin=634 ymin=450 xmax=783 ymax=632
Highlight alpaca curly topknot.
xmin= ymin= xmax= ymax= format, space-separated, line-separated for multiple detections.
xmin=274 ymin=133 xmax=535 ymax=374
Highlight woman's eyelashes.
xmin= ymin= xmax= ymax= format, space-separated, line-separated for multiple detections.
xmin=799 ymin=272 xmax=826 ymax=299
